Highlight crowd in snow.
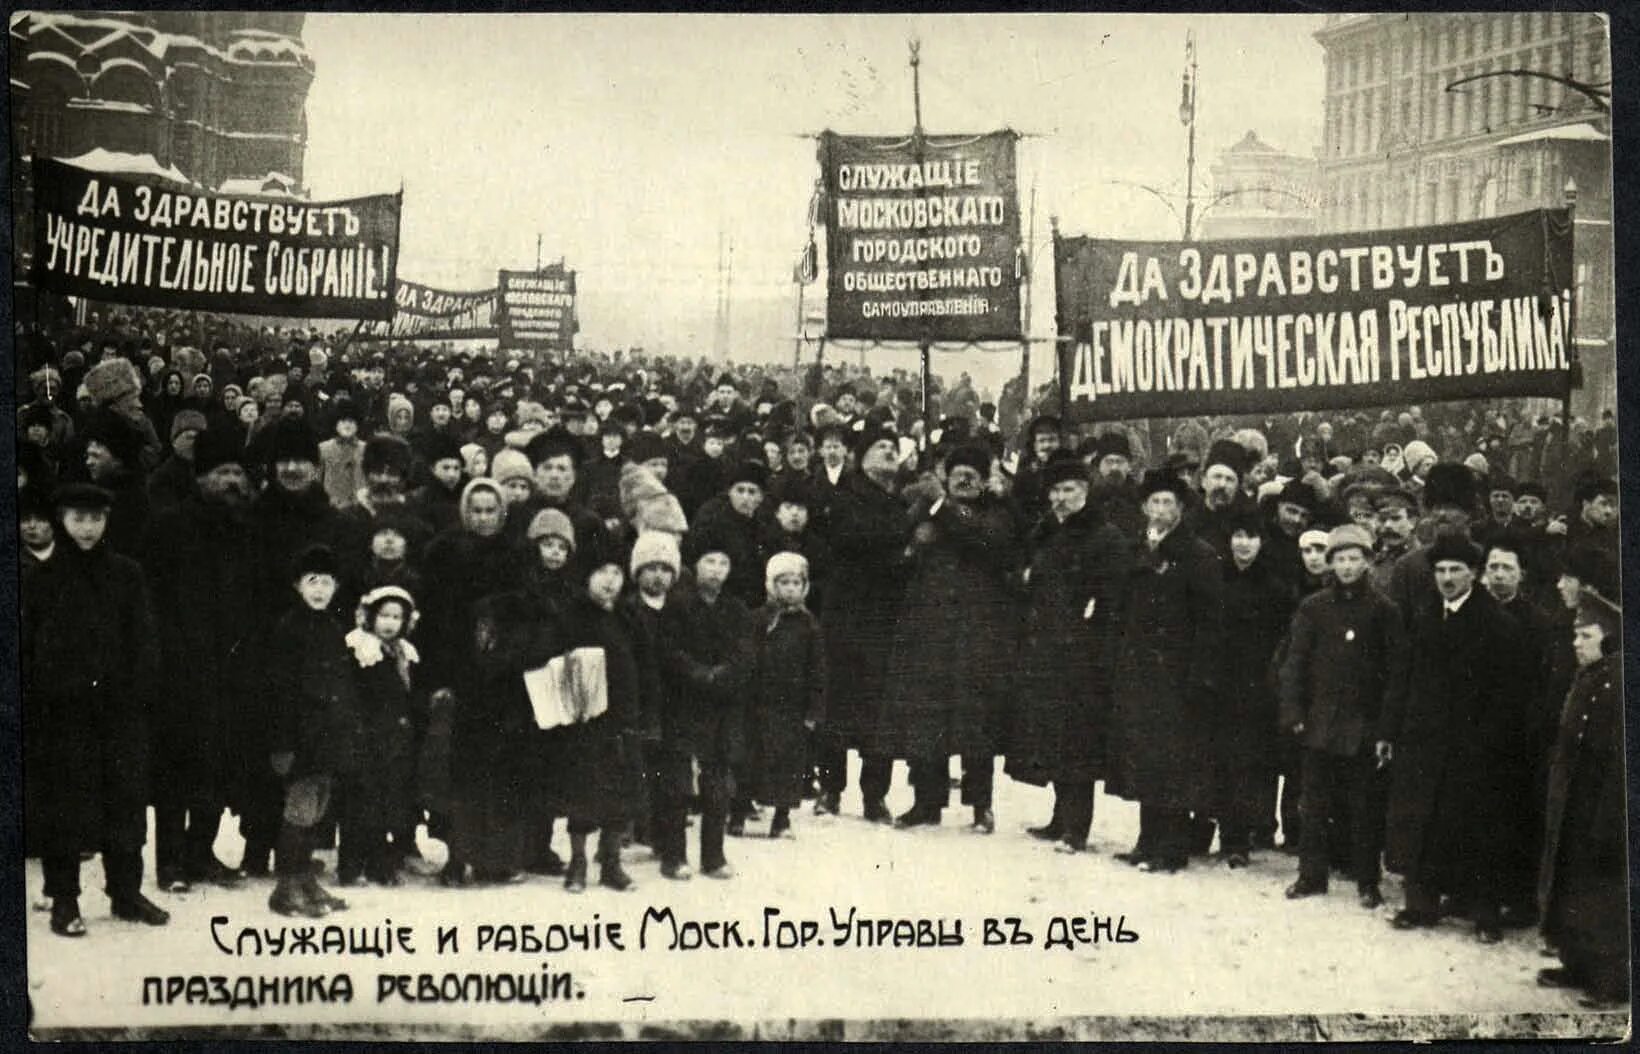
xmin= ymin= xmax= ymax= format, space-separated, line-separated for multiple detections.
xmin=18 ymin=309 xmax=1628 ymax=1009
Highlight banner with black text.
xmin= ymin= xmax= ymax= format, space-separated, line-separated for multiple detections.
xmin=820 ymin=130 xmax=1022 ymax=343
xmin=30 ymin=157 xmax=401 ymax=320
xmin=1053 ymin=209 xmax=1573 ymax=421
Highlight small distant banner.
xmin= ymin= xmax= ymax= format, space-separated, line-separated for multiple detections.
xmin=497 ymin=265 xmax=577 ymax=350
xmin=30 ymin=157 xmax=401 ymax=320
xmin=1053 ymin=209 xmax=1573 ymax=421
xmin=363 ymin=279 xmax=498 ymax=340
xmin=819 ymin=130 xmax=1022 ymax=343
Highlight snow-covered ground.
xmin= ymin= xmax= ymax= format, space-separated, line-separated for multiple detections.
xmin=25 ymin=758 xmax=1628 ymax=1041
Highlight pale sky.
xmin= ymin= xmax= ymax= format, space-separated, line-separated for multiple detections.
xmin=304 ymin=13 xmax=1326 ymax=391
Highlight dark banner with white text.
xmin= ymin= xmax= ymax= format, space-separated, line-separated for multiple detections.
xmin=363 ymin=279 xmax=498 ymax=340
xmin=30 ymin=157 xmax=402 ymax=320
xmin=497 ymin=266 xmax=577 ymax=350
xmin=1053 ymin=209 xmax=1573 ymax=421
xmin=820 ymin=130 xmax=1022 ymax=343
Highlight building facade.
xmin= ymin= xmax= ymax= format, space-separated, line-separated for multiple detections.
xmin=1198 ymin=130 xmax=1321 ymax=240
xmin=1312 ymin=12 xmax=1613 ymax=415
xmin=9 ymin=11 xmax=314 ymax=190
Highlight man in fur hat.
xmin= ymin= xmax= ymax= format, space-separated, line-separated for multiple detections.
xmin=1106 ymin=469 xmax=1225 ymax=873
xmin=1381 ymin=534 xmax=1531 ymax=943
xmin=815 ymin=425 xmax=909 ymax=821
xmin=81 ymin=410 xmax=152 ymax=557
xmin=142 ymin=428 xmax=261 ymax=891
xmin=692 ymin=458 xmax=771 ymax=612
xmin=1190 ymin=438 xmax=1256 ymax=563
xmin=880 ymin=444 xmax=1020 ymax=833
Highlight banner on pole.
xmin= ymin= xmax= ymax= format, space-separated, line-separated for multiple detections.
xmin=1053 ymin=209 xmax=1573 ymax=421
xmin=363 ymin=280 xmax=498 ymax=340
xmin=30 ymin=157 xmax=401 ymax=320
xmin=819 ymin=130 xmax=1022 ymax=343
xmin=497 ymin=265 xmax=577 ymax=350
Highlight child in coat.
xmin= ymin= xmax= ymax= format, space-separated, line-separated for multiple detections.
xmin=750 ymin=552 xmax=827 ymax=839
xmin=339 ymin=586 xmax=421 ymax=886
xmin=264 ymin=544 xmax=360 ymax=918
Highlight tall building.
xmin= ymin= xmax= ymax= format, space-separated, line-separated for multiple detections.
xmin=1312 ymin=12 xmax=1613 ymax=415
xmin=1198 ymin=130 xmax=1321 ymax=240
xmin=9 ymin=11 xmax=314 ymax=190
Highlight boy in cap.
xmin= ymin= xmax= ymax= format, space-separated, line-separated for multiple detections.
xmin=263 ymin=544 xmax=359 ymax=917
xmin=317 ymin=397 xmax=365 ymax=510
xmin=657 ymin=528 xmax=756 ymax=879
xmin=1278 ymin=525 xmax=1406 ymax=909
xmin=24 ymin=484 xmax=168 ymax=936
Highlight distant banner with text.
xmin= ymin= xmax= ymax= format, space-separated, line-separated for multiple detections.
xmin=819 ymin=130 xmax=1021 ymax=343
xmin=30 ymin=157 xmax=401 ymax=319
xmin=364 ymin=280 xmax=498 ymax=340
xmin=498 ymin=266 xmax=577 ymax=350
xmin=1053 ymin=209 xmax=1573 ymax=421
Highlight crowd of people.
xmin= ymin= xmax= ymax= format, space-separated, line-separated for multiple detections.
xmin=18 ymin=308 xmax=1627 ymax=1010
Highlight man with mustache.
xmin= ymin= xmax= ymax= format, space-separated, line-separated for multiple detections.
xmin=142 ymin=428 xmax=263 ymax=892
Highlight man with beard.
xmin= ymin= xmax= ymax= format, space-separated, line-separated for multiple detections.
xmin=143 ymin=429 xmax=263 ymax=891
xmin=1381 ymin=535 xmax=1530 ymax=943
xmin=1086 ymin=431 xmax=1143 ymax=537
xmin=1192 ymin=438 xmax=1253 ymax=562
xmin=1537 ymin=591 xmax=1628 ymax=1008
xmin=880 ymin=444 xmax=1020 ymax=832
xmin=1008 ymin=451 xmax=1126 ymax=853
xmin=815 ymin=426 xmax=909 ymax=821
xmin=1106 ymin=469 xmax=1225 ymax=873
xmin=244 ymin=417 xmax=350 ymax=876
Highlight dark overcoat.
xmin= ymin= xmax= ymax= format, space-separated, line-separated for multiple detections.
xmin=1538 ymin=650 xmax=1628 ymax=971
xmin=1276 ymin=580 xmax=1407 ymax=756
xmin=263 ymin=606 xmax=362 ymax=780
xmin=22 ymin=544 xmax=159 ymax=857
xmin=143 ymin=497 xmax=262 ymax=806
xmin=877 ymin=495 xmax=1020 ymax=760
xmin=749 ymin=603 xmax=827 ymax=807
xmin=1208 ymin=555 xmax=1296 ymax=824
xmin=540 ymin=598 xmax=647 ymax=824
xmin=1006 ymin=505 xmax=1126 ymax=787
xmin=1104 ymin=524 xmax=1225 ymax=811
xmin=1382 ymin=588 xmax=1531 ymax=885
xmin=659 ymin=587 xmax=755 ymax=768
xmin=819 ymin=472 xmax=910 ymax=750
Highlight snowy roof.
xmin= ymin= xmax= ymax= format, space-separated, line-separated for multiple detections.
xmin=225 ymin=33 xmax=310 ymax=66
xmin=66 ymin=97 xmax=153 ymax=115
xmin=1495 ymin=121 xmax=1610 ymax=147
xmin=218 ymin=171 xmax=304 ymax=198
xmin=59 ymin=147 xmax=194 ymax=185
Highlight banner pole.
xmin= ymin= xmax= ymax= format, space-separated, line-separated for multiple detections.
xmin=1019 ymin=179 xmax=1036 ymax=429
xmin=1561 ymin=193 xmax=1578 ymax=429
xmin=792 ymin=277 xmax=806 ymax=371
